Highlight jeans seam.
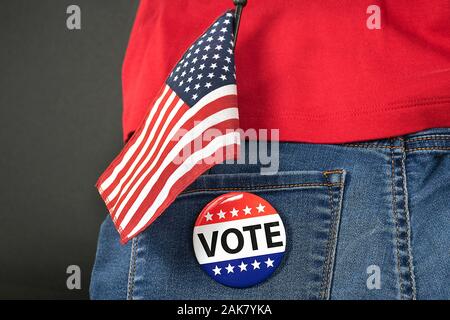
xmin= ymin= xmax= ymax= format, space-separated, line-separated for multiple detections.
xmin=126 ymin=236 xmax=139 ymax=300
xmin=180 ymin=183 xmax=342 ymax=195
xmin=390 ymin=140 xmax=417 ymax=300
xmin=400 ymin=142 xmax=417 ymax=299
xmin=319 ymin=171 xmax=344 ymax=300
xmin=407 ymin=136 xmax=450 ymax=142
xmin=320 ymin=178 xmax=335 ymax=299
xmin=407 ymin=147 xmax=450 ymax=152
xmin=391 ymin=147 xmax=405 ymax=298
xmin=343 ymin=144 xmax=398 ymax=149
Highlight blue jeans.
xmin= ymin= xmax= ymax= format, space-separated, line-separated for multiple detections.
xmin=90 ymin=128 xmax=450 ymax=299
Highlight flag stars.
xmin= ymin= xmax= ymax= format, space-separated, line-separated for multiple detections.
xmin=212 ymin=265 xmax=221 ymax=275
xmin=256 ymin=203 xmax=266 ymax=213
xmin=204 ymin=212 xmax=213 ymax=221
xmin=251 ymin=260 xmax=261 ymax=270
xmin=238 ymin=261 xmax=248 ymax=272
xmin=166 ymin=13 xmax=235 ymax=106
xmin=225 ymin=264 xmax=235 ymax=274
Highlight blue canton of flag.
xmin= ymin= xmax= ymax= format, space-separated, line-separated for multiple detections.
xmin=167 ymin=11 xmax=237 ymax=106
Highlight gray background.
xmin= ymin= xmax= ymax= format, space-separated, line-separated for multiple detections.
xmin=0 ymin=0 xmax=139 ymax=299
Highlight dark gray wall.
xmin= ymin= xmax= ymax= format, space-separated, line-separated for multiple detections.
xmin=0 ymin=0 xmax=139 ymax=299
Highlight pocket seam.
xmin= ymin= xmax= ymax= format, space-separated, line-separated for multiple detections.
xmin=180 ymin=182 xmax=343 ymax=195
xmin=319 ymin=170 xmax=345 ymax=299
xmin=126 ymin=236 xmax=139 ymax=300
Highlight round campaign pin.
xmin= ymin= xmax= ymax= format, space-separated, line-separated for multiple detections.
xmin=193 ymin=192 xmax=286 ymax=288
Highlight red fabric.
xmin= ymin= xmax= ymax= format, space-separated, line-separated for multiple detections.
xmin=122 ymin=0 xmax=450 ymax=144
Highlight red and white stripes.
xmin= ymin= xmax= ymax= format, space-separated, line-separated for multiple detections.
xmin=96 ymin=84 xmax=239 ymax=243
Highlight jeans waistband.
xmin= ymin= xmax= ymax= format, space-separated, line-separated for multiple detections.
xmin=341 ymin=127 xmax=450 ymax=150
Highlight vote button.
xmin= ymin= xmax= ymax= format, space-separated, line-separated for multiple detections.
xmin=193 ymin=192 xmax=286 ymax=288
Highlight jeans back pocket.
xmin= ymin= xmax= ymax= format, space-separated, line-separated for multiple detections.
xmin=128 ymin=169 xmax=346 ymax=300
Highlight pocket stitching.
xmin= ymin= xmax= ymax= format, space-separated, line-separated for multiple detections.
xmin=180 ymin=182 xmax=343 ymax=195
xmin=126 ymin=236 xmax=139 ymax=300
xmin=319 ymin=171 xmax=345 ymax=300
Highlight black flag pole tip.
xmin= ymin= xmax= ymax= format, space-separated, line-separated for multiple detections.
xmin=233 ymin=0 xmax=247 ymax=45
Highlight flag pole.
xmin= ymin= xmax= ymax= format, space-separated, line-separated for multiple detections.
xmin=233 ymin=0 xmax=247 ymax=46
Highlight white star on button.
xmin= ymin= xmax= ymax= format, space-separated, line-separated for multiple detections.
xmin=225 ymin=264 xmax=235 ymax=274
xmin=265 ymin=258 xmax=274 ymax=268
xmin=212 ymin=265 xmax=221 ymax=275
xmin=217 ymin=210 xmax=226 ymax=219
xmin=243 ymin=206 xmax=252 ymax=215
xmin=251 ymin=260 xmax=261 ymax=270
xmin=238 ymin=261 xmax=247 ymax=272
xmin=204 ymin=212 xmax=213 ymax=221
xmin=256 ymin=203 xmax=265 ymax=213
xmin=230 ymin=208 xmax=239 ymax=217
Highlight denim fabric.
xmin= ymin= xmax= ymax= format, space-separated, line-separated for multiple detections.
xmin=90 ymin=128 xmax=450 ymax=300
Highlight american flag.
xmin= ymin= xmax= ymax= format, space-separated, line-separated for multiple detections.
xmin=96 ymin=11 xmax=240 ymax=244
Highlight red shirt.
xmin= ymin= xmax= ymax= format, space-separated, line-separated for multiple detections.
xmin=122 ymin=0 xmax=450 ymax=143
